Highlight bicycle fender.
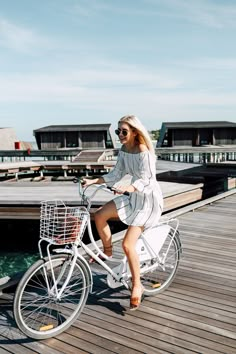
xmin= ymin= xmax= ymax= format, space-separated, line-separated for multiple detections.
xmin=77 ymin=253 xmax=93 ymax=293
xmin=141 ymin=224 xmax=172 ymax=256
xmin=174 ymin=230 xmax=183 ymax=254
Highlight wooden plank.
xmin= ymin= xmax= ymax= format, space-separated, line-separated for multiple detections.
xmin=163 ymin=287 xmax=236 ymax=314
xmin=0 ymin=339 xmax=35 ymax=354
xmin=0 ymin=330 xmax=64 ymax=354
xmin=83 ymin=295 xmax=236 ymax=354
xmin=58 ymin=329 xmax=143 ymax=354
xmin=0 ymin=207 xmax=40 ymax=220
xmin=0 ymin=343 xmax=12 ymax=354
xmin=82 ymin=281 xmax=234 ymax=354
xmin=163 ymin=188 xmax=203 ymax=211
xmin=71 ymin=314 xmax=185 ymax=354
xmin=43 ymin=334 xmax=93 ymax=354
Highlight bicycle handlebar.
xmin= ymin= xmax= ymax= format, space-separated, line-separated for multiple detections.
xmin=73 ymin=177 xmax=130 ymax=201
xmin=106 ymin=186 xmax=130 ymax=196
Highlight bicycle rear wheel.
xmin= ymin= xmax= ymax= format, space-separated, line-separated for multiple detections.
xmin=13 ymin=254 xmax=90 ymax=340
xmin=141 ymin=230 xmax=181 ymax=295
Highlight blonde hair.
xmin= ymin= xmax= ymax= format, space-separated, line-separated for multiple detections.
xmin=119 ymin=115 xmax=155 ymax=155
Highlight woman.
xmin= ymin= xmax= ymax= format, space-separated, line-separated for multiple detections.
xmin=82 ymin=115 xmax=163 ymax=310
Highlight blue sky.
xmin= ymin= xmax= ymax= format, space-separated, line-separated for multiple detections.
xmin=0 ymin=0 xmax=236 ymax=141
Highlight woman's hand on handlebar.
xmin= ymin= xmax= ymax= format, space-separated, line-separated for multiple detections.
xmin=110 ymin=184 xmax=135 ymax=196
xmin=80 ymin=177 xmax=93 ymax=188
xmin=73 ymin=176 xmax=133 ymax=195
xmin=73 ymin=177 xmax=95 ymax=187
xmin=111 ymin=185 xmax=127 ymax=195
xmin=80 ymin=176 xmax=105 ymax=188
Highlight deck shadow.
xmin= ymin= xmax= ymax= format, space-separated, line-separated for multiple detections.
xmin=87 ymin=273 xmax=129 ymax=316
xmin=0 ymin=297 xmax=37 ymax=345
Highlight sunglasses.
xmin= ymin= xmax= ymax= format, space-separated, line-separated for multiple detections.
xmin=115 ymin=129 xmax=128 ymax=137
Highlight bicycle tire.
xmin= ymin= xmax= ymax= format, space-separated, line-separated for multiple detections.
xmin=13 ymin=254 xmax=90 ymax=340
xmin=140 ymin=230 xmax=181 ymax=296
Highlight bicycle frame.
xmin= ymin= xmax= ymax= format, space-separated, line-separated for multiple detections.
xmin=38 ymin=240 xmax=87 ymax=299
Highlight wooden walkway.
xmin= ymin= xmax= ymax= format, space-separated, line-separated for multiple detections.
xmin=0 ymin=180 xmax=203 ymax=219
xmin=0 ymin=192 xmax=236 ymax=353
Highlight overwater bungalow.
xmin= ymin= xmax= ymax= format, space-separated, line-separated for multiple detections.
xmin=33 ymin=124 xmax=116 ymax=150
xmin=157 ymin=121 xmax=236 ymax=147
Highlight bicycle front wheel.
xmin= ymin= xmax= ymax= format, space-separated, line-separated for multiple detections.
xmin=13 ymin=254 xmax=90 ymax=340
xmin=141 ymin=230 xmax=181 ymax=296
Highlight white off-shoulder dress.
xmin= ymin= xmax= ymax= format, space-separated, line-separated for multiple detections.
xmin=102 ymin=150 xmax=163 ymax=229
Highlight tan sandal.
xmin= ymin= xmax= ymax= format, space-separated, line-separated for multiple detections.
xmin=130 ymin=286 xmax=144 ymax=311
xmin=103 ymin=245 xmax=113 ymax=257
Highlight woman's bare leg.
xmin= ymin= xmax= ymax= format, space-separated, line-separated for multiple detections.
xmin=94 ymin=200 xmax=119 ymax=256
xmin=122 ymin=225 xmax=144 ymax=302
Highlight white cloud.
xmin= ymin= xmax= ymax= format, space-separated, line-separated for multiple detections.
xmin=72 ymin=0 xmax=110 ymax=17
xmin=179 ymin=57 xmax=236 ymax=70
xmin=0 ymin=70 xmax=235 ymax=110
xmin=0 ymin=62 xmax=183 ymax=103
xmin=71 ymin=0 xmax=138 ymax=17
xmin=145 ymin=0 xmax=236 ymax=28
xmin=0 ymin=18 xmax=49 ymax=52
xmin=73 ymin=0 xmax=236 ymax=29
xmin=152 ymin=91 xmax=236 ymax=106
xmin=69 ymin=65 xmax=182 ymax=89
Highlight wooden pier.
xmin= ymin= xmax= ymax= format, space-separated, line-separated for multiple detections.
xmin=0 ymin=160 xmax=209 ymax=220
xmin=0 ymin=179 xmax=204 ymax=219
xmin=1 ymin=145 xmax=236 ymax=164
xmin=0 ymin=190 xmax=236 ymax=353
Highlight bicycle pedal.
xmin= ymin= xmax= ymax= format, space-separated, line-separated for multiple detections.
xmin=39 ymin=324 xmax=54 ymax=331
xmin=152 ymin=283 xmax=161 ymax=288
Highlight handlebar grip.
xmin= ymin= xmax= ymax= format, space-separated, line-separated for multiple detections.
xmin=107 ymin=186 xmax=130 ymax=196
xmin=73 ymin=177 xmax=86 ymax=186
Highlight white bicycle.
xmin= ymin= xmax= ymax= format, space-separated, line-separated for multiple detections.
xmin=13 ymin=179 xmax=182 ymax=339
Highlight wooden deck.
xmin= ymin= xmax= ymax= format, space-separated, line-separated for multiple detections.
xmin=1 ymin=159 xmax=236 ymax=220
xmin=0 ymin=179 xmax=204 ymax=220
xmin=0 ymin=160 xmax=115 ymax=179
xmin=0 ymin=191 xmax=236 ymax=353
xmin=0 ymin=160 xmax=205 ymax=220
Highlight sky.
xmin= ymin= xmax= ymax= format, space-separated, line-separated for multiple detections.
xmin=0 ymin=0 xmax=236 ymax=141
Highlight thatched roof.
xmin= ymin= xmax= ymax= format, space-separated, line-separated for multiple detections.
xmin=0 ymin=128 xmax=19 ymax=150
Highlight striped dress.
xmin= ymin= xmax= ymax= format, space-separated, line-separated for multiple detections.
xmin=102 ymin=150 xmax=163 ymax=229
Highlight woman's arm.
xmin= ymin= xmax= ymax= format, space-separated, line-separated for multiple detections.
xmin=131 ymin=151 xmax=155 ymax=193
xmin=102 ymin=151 xmax=126 ymax=187
xmin=82 ymin=176 xmax=105 ymax=187
xmin=82 ymin=151 xmax=125 ymax=188
xmin=115 ymin=145 xmax=151 ymax=195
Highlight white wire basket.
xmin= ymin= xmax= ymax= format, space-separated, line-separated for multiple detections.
xmin=40 ymin=200 xmax=89 ymax=244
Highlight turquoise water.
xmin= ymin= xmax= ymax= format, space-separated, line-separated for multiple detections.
xmin=0 ymin=219 xmax=40 ymax=278
xmin=0 ymin=219 xmax=99 ymax=278
xmin=0 ymin=251 xmax=39 ymax=278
